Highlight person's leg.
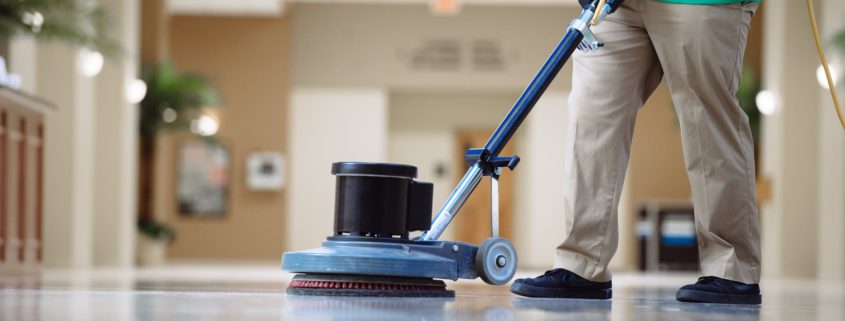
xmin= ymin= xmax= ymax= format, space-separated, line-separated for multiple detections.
xmin=554 ymin=0 xmax=663 ymax=283
xmin=511 ymin=1 xmax=663 ymax=297
xmin=644 ymin=0 xmax=761 ymax=294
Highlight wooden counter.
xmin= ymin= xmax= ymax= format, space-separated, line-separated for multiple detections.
xmin=0 ymin=86 xmax=53 ymax=272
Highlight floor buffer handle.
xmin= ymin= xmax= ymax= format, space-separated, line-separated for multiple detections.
xmin=421 ymin=0 xmax=623 ymax=241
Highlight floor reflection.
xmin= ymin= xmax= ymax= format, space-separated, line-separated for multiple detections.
xmin=283 ymin=296 xmax=452 ymax=321
xmin=512 ymin=298 xmax=612 ymax=321
xmin=0 ymin=268 xmax=842 ymax=321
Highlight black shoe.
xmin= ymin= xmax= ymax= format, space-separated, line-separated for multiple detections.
xmin=509 ymin=268 xmax=612 ymax=299
xmin=676 ymin=276 xmax=761 ymax=305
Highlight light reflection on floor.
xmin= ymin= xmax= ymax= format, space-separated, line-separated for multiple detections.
xmin=0 ymin=264 xmax=841 ymax=321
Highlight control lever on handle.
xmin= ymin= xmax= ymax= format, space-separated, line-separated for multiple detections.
xmin=571 ymin=0 xmax=625 ymax=53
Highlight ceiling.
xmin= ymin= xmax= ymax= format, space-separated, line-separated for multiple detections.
xmin=166 ymin=0 xmax=578 ymax=16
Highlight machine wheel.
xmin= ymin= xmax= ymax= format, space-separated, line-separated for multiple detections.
xmin=475 ymin=237 xmax=518 ymax=285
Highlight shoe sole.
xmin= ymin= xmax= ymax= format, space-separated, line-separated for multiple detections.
xmin=676 ymin=289 xmax=761 ymax=305
xmin=510 ymin=282 xmax=612 ymax=299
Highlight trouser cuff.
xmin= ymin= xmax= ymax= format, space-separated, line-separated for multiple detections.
xmin=554 ymin=250 xmax=612 ymax=282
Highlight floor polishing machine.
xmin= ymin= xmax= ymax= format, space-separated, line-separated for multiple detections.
xmin=282 ymin=0 xmax=624 ymax=297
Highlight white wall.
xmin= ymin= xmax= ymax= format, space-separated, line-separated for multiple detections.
xmin=761 ymin=0 xmax=845 ymax=280
xmin=816 ymin=0 xmax=845 ymax=282
xmin=8 ymin=37 xmax=37 ymax=93
xmin=387 ymin=91 xmax=571 ymax=269
xmin=12 ymin=0 xmax=140 ymax=268
xmin=291 ymin=4 xmax=579 ymax=90
xmin=286 ymin=87 xmax=389 ymax=251
xmin=388 ymin=131 xmax=455 ymax=240
xmin=760 ymin=0 xmax=818 ymax=279
xmin=387 ymin=90 xmax=515 ymax=241
xmin=513 ymin=92 xmax=568 ymax=269
xmin=37 ymin=43 xmax=96 ymax=268
xmin=387 ymin=91 xmax=577 ymax=269
xmin=93 ymin=0 xmax=140 ymax=268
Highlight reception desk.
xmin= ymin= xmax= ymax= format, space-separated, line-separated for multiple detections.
xmin=0 ymin=87 xmax=52 ymax=272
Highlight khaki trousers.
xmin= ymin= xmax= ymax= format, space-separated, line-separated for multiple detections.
xmin=556 ymin=0 xmax=761 ymax=284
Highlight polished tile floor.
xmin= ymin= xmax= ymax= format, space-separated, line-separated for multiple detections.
xmin=1 ymin=264 xmax=842 ymax=320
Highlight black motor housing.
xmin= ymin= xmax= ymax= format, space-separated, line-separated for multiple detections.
xmin=331 ymin=162 xmax=433 ymax=239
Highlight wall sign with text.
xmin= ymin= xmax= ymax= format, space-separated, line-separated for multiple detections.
xmin=398 ymin=39 xmax=518 ymax=72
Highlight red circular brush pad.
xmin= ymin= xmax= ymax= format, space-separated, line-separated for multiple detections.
xmin=287 ymin=274 xmax=455 ymax=298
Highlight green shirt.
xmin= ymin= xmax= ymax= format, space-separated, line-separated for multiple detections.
xmin=654 ymin=0 xmax=760 ymax=4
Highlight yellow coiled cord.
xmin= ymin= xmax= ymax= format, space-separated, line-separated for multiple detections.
xmin=807 ymin=0 xmax=845 ymax=130
xmin=591 ymin=0 xmax=607 ymax=26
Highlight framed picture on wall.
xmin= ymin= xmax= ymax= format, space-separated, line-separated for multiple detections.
xmin=177 ymin=138 xmax=230 ymax=217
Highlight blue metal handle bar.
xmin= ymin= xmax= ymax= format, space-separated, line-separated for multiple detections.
xmin=421 ymin=9 xmax=597 ymax=241
xmin=484 ymin=27 xmax=583 ymax=156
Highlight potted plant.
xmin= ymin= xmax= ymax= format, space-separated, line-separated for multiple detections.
xmin=136 ymin=219 xmax=176 ymax=267
xmin=136 ymin=62 xmax=218 ymax=265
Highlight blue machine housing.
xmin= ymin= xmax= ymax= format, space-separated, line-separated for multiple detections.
xmin=283 ymin=239 xmax=479 ymax=280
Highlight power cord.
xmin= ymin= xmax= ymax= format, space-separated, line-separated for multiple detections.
xmin=806 ymin=0 xmax=845 ymax=130
xmin=591 ymin=0 xmax=607 ymax=25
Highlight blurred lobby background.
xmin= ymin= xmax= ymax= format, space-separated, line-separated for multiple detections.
xmin=0 ymin=0 xmax=843 ymax=314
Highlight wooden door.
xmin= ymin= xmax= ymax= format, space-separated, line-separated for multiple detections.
xmin=452 ymin=129 xmax=514 ymax=245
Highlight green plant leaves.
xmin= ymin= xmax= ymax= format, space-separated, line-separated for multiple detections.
xmin=138 ymin=219 xmax=176 ymax=243
xmin=139 ymin=62 xmax=220 ymax=140
xmin=737 ymin=67 xmax=760 ymax=144
xmin=834 ymin=30 xmax=845 ymax=53
xmin=0 ymin=0 xmax=119 ymax=55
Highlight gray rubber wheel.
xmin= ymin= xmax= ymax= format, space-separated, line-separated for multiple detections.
xmin=475 ymin=237 xmax=518 ymax=285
